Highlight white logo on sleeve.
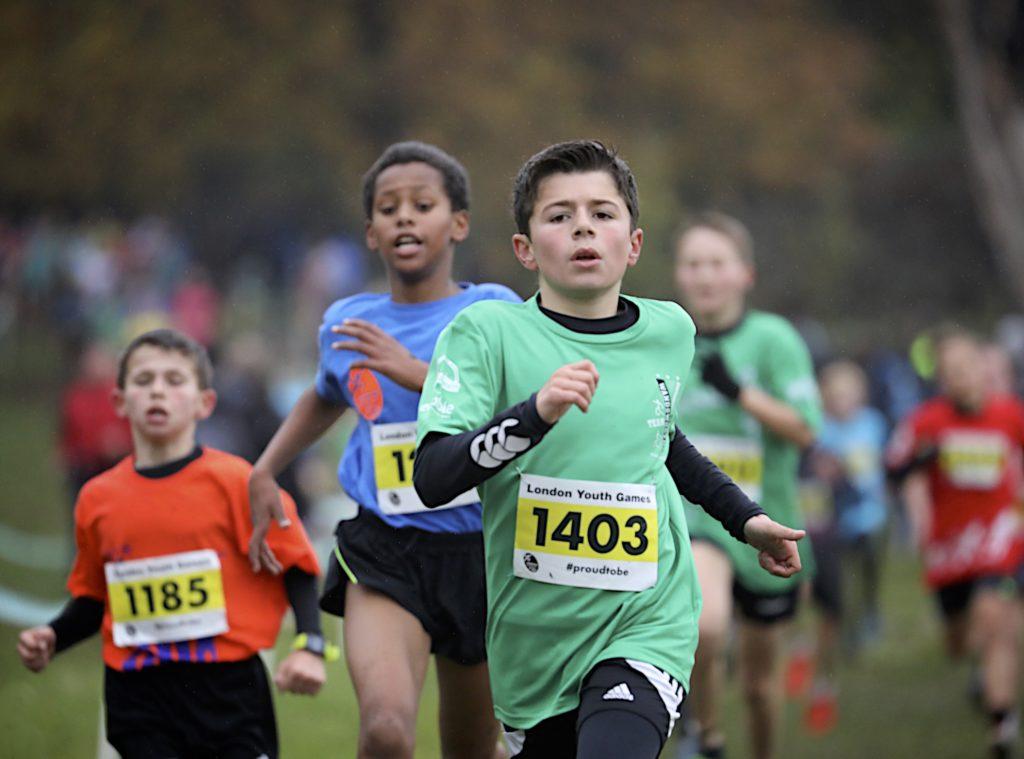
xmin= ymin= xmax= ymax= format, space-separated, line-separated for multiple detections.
xmin=603 ymin=683 xmax=635 ymax=701
xmin=470 ymin=419 xmax=531 ymax=468
xmin=436 ymin=355 xmax=461 ymax=393
xmin=420 ymin=396 xmax=454 ymax=418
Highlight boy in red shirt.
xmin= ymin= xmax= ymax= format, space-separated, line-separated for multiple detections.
xmin=888 ymin=326 xmax=1024 ymax=758
xmin=17 ymin=329 xmax=326 ymax=759
xmin=59 ymin=340 xmax=132 ymax=496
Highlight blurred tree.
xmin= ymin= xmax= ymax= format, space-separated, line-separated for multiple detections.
xmin=0 ymin=0 xmax=1014 ymax=338
xmin=938 ymin=0 xmax=1024 ymax=304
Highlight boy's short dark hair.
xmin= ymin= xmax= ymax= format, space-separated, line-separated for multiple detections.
xmin=117 ymin=329 xmax=214 ymax=390
xmin=362 ymin=141 xmax=470 ymax=219
xmin=512 ymin=140 xmax=639 ymax=236
xmin=675 ymin=211 xmax=755 ymax=267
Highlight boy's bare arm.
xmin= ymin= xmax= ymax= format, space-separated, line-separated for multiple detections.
xmin=737 ymin=387 xmax=815 ymax=448
xmin=248 ymin=386 xmax=346 ymax=573
xmin=901 ymin=471 xmax=933 ymax=551
xmin=701 ymin=352 xmax=814 ymax=448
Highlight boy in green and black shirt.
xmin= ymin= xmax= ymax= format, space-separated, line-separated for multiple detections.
xmin=413 ymin=141 xmax=805 ymax=758
xmin=674 ymin=212 xmax=821 ymax=759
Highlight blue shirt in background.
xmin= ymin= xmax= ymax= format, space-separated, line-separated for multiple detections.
xmin=315 ymin=282 xmax=520 ymax=533
xmin=818 ymin=406 xmax=889 ymax=540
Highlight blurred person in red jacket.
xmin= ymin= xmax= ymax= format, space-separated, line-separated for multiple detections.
xmin=59 ymin=340 xmax=132 ymax=500
xmin=171 ymin=265 xmax=220 ymax=347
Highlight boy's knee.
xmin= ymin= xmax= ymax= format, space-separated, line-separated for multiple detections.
xmin=972 ymin=594 xmax=1017 ymax=641
xmin=360 ymin=707 xmax=417 ymax=758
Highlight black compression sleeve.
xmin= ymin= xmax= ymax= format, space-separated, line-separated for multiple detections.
xmin=666 ymin=428 xmax=765 ymax=543
xmin=49 ymin=596 xmax=104 ymax=653
xmin=413 ymin=393 xmax=553 ymax=508
xmin=577 ymin=710 xmax=663 ymax=759
xmin=283 ymin=568 xmax=322 ymax=636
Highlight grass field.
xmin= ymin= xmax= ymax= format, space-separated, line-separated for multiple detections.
xmin=0 ymin=332 xmax=1008 ymax=757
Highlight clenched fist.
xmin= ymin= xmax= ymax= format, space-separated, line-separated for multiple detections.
xmin=17 ymin=626 xmax=56 ymax=673
xmin=536 ymin=360 xmax=600 ymax=425
xmin=274 ymin=650 xmax=326 ymax=696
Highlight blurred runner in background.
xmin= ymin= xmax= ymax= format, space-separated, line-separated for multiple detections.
xmin=887 ymin=326 xmax=1024 ymax=759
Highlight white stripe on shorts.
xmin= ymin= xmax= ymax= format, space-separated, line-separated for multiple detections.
xmin=625 ymin=659 xmax=685 ymax=737
xmin=503 ymin=728 xmax=526 ymax=756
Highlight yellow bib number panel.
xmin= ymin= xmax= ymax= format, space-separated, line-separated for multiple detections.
xmin=939 ymin=431 xmax=1007 ymax=490
xmin=105 ymin=549 xmax=228 ymax=647
xmin=372 ymin=422 xmax=478 ymax=514
xmin=688 ymin=434 xmax=764 ymax=502
xmin=514 ymin=474 xmax=658 ymax=591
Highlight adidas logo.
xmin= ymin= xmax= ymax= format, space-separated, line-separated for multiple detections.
xmin=602 ymin=683 xmax=634 ymax=702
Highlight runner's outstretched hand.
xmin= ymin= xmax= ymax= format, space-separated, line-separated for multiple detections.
xmin=743 ymin=514 xmax=805 ymax=578
xmin=248 ymin=468 xmax=288 ymax=574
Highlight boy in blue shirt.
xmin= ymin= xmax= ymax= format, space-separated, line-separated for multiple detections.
xmin=818 ymin=359 xmax=888 ymax=638
xmin=797 ymin=359 xmax=888 ymax=735
xmin=248 ymin=142 xmax=518 ymax=758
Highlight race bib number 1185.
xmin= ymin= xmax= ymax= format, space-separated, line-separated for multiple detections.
xmin=105 ymin=549 xmax=228 ymax=648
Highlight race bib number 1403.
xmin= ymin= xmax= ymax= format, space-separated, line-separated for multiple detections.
xmin=514 ymin=474 xmax=658 ymax=592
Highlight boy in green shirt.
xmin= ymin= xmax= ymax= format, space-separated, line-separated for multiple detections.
xmin=674 ymin=212 xmax=821 ymax=759
xmin=413 ymin=141 xmax=804 ymax=758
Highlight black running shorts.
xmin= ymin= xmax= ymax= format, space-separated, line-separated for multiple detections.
xmin=935 ymin=572 xmax=1024 ymax=620
xmin=320 ymin=507 xmax=488 ymax=665
xmin=104 ymin=656 xmax=277 ymax=759
xmin=732 ymin=578 xmax=801 ymax=624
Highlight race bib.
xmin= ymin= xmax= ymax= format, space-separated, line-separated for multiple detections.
xmin=105 ymin=549 xmax=227 ymax=648
xmin=513 ymin=474 xmax=658 ymax=591
xmin=939 ymin=431 xmax=1007 ymax=490
xmin=688 ymin=435 xmax=764 ymax=502
xmin=798 ymin=479 xmax=833 ymax=532
xmin=371 ymin=422 xmax=478 ymax=514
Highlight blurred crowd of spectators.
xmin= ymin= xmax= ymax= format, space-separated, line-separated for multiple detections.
xmin=7 ymin=214 xmax=1024 ymax=642
xmin=0 ymin=215 xmax=369 ymax=538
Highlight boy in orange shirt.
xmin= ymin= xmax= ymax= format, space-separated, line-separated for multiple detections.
xmin=17 ymin=328 xmax=325 ymax=759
